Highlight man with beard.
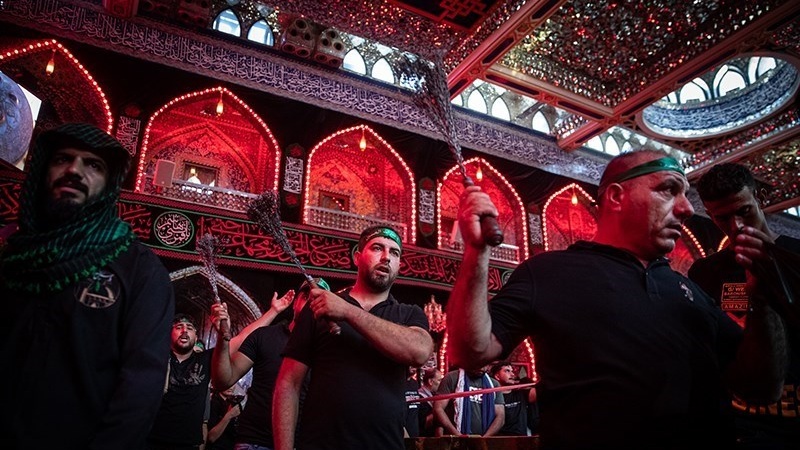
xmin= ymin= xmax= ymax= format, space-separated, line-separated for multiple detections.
xmin=149 ymin=290 xmax=293 ymax=450
xmin=273 ymin=225 xmax=434 ymax=450
xmin=447 ymin=150 xmax=788 ymax=449
xmin=689 ymin=163 xmax=800 ymax=448
xmin=147 ymin=313 xmax=213 ymax=450
xmin=0 ymin=123 xmax=174 ymax=449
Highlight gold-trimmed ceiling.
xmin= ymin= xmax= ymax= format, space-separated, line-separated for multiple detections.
xmin=233 ymin=0 xmax=800 ymax=213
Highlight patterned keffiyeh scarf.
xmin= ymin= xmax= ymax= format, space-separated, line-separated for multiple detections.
xmin=0 ymin=123 xmax=135 ymax=294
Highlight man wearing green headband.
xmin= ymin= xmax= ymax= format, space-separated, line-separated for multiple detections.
xmin=274 ymin=225 xmax=433 ymax=450
xmin=447 ymin=150 xmax=787 ymax=449
xmin=1 ymin=123 xmax=175 ymax=448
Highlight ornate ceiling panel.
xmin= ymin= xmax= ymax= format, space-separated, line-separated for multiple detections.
xmin=2 ymin=0 xmax=799 ymax=214
xmin=211 ymin=0 xmax=800 ymax=212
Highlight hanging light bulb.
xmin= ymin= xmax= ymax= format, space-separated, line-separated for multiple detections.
xmin=45 ymin=49 xmax=56 ymax=76
xmin=571 ymin=186 xmax=578 ymax=205
xmin=359 ymin=128 xmax=367 ymax=151
xmin=215 ymin=91 xmax=224 ymax=116
xmin=475 ymin=161 xmax=483 ymax=182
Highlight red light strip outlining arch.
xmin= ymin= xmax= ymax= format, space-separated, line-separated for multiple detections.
xmin=135 ymin=86 xmax=281 ymax=192
xmin=718 ymin=236 xmax=730 ymax=252
xmin=542 ymin=183 xmax=596 ymax=252
xmin=303 ymin=124 xmax=417 ymax=244
xmin=437 ymin=157 xmax=529 ymax=260
xmin=0 ymin=39 xmax=114 ymax=133
xmin=680 ymin=224 xmax=707 ymax=259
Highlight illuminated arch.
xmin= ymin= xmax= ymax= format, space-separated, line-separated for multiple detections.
xmin=438 ymin=157 xmax=529 ymax=262
xmin=135 ymin=86 xmax=281 ymax=194
xmin=303 ymin=125 xmax=416 ymax=243
xmin=718 ymin=235 xmax=730 ymax=252
xmin=667 ymin=225 xmax=708 ymax=276
xmin=439 ymin=332 xmax=538 ymax=380
xmin=0 ymin=39 xmax=113 ymax=132
xmin=170 ymin=265 xmax=261 ymax=348
xmin=542 ymin=183 xmax=597 ymax=251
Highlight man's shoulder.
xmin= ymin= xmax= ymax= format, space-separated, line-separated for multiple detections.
xmin=777 ymin=234 xmax=800 ymax=253
xmin=253 ymin=323 xmax=289 ymax=338
xmin=111 ymin=240 xmax=170 ymax=275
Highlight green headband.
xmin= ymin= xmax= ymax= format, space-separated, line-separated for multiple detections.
xmin=608 ymin=156 xmax=685 ymax=185
xmin=361 ymin=227 xmax=402 ymax=250
xmin=297 ymin=278 xmax=331 ymax=292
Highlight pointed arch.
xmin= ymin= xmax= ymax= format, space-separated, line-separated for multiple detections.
xmin=0 ymin=39 xmax=113 ymax=132
xmin=438 ymin=157 xmax=528 ymax=263
xmin=542 ymin=183 xmax=597 ymax=251
xmin=666 ymin=225 xmax=708 ymax=276
xmin=371 ymin=58 xmax=395 ymax=84
xmin=303 ymin=125 xmax=416 ymax=243
xmin=491 ymin=98 xmax=511 ymax=121
xmin=135 ymin=86 xmax=281 ymax=195
xmin=212 ymin=9 xmax=241 ymax=37
xmin=247 ymin=20 xmax=274 ymax=46
xmin=170 ymin=266 xmax=261 ymax=349
xmin=343 ymin=49 xmax=367 ymax=75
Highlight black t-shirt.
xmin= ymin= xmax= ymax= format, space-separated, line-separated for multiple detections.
xmin=207 ymin=393 xmax=238 ymax=450
xmin=689 ymin=235 xmax=800 ymax=430
xmin=235 ymin=324 xmax=290 ymax=446
xmin=149 ymin=349 xmax=213 ymax=446
xmin=1 ymin=242 xmax=174 ymax=449
xmin=499 ymin=388 xmax=529 ymax=436
xmin=404 ymin=378 xmax=422 ymax=437
xmin=488 ymin=241 xmax=742 ymax=449
xmin=283 ymin=289 xmax=429 ymax=450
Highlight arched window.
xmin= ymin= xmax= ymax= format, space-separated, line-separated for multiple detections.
xmin=585 ymin=135 xmax=603 ymax=152
xmin=467 ymin=90 xmax=487 ymax=114
xmin=343 ymin=49 xmax=367 ymax=75
xmin=451 ymin=95 xmax=463 ymax=107
xmin=531 ymin=111 xmax=550 ymax=134
xmin=621 ymin=141 xmax=632 ymax=152
xmin=748 ymin=56 xmax=776 ymax=81
xmin=604 ymin=136 xmax=620 ymax=155
xmin=662 ymin=92 xmax=679 ymax=103
xmin=371 ymin=58 xmax=395 ymax=84
xmin=212 ymin=9 xmax=241 ymax=37
xmin=714 ymin=65 xmax=746 ymax=97
xmin=491 ymin=98 xmax=511 ymax=121
xmin=679 ymin=79 xmax=708 ymax=103
xmin=247 ymin=20 xmax=274 ymax=46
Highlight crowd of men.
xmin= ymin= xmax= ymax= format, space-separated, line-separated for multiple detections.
xmin=1 ymin=123 xmax=797 ymax=450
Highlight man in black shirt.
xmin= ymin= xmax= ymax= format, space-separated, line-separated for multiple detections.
xmin=273 ymin=225 xmax=433 ymax=450
xmin=491 ymin=361 xmax=534 ymax=436
xmin=689 ymin=162 xmax=800 ymax=448
xmin=448 ymin=150 xmax=788 ymax=449
xmin=1 ymin=123 xmax=174 ymax=449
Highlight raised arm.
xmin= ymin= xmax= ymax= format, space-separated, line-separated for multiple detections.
xmin=273 ymin=357 xmax=309 ymax=450
xmin=447 ymin=186 xmax=504 ymax=369
xmin=212 ymin=290 xmax=293 ymax=389
xmin=722 ymin=227 xmax=789 ymax=403
xmin=206 ymin=402 xmax=241 ymax=444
